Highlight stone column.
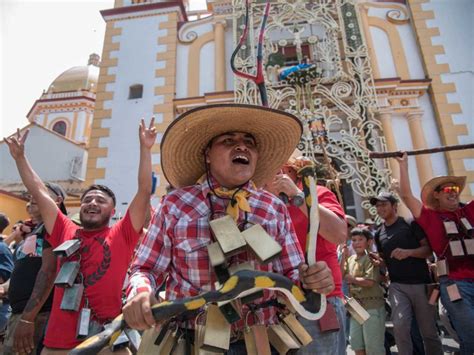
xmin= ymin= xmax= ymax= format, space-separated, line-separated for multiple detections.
xmin=214 ymin=21 xmax=226 ymax=92
xmin=406 ymin=110 xmax=433 ymax=186
xmin=376 ymin=111 xmax=399 ymax=179
xmin=376 ymin=110 xmax=411 ymax=218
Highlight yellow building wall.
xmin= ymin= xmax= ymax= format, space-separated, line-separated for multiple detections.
xmin=0 ymin=193 xmax=29 ymax=235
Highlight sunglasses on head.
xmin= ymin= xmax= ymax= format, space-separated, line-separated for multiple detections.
xmin=436 ymin=185 xmax=460 ymax=194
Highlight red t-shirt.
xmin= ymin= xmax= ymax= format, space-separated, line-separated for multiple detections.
xmin=416 ymin=200 xmax=474 ymax=280
xmin=44 ymin=212 xmax=140 ymax=349
xmin=287 ymin=186 xmax=345 ymax=299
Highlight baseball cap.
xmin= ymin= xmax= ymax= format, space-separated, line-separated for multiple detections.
xmin=369 ymin=191 xmax=398 ymax=206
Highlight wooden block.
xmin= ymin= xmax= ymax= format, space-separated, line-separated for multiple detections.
xmin=244 ymin=326 xmax=258 ymax=355
xmin=460 ymin=217 xmax=473 ymax=232
xmin=241 ymin=224 xmax=282 ymax=264
xmin=447 ymin=284 xmax=462 ymax=302
xmin=281 ymin=313 xmax=312 ymax=346
xmin=443 ymin=221 xmax=459 ymax=235
xmin=449 ymin=240 xmax=464 ymax=256
xmin=463 ymin=239 xmax=474 ymax=255
xmin=436 ymin=259 xmax=449 ymax=277
xmin=267 ymin=324 xmax=300 ymax=354
xmin=207 ymin=242 xmax=226 ymax=267
xmin=137 ymin=326 xmax=162 ymax=353
xmin=250 ymin=325 xmax=271 ymax=355
xmin=159 ymin=328 xmax=179 ymax=354
xmin=209 ymin=216 xmax=247 ymax=255
xmin=54 ymin=261 xmax=80 ymax=288
xmin=318 ymin=302 xmax=340 ymax=333
xmin=345 ymin=298 xmax=370 ymax=325
xmin=202 ymin=304 xmax=231 ymax=352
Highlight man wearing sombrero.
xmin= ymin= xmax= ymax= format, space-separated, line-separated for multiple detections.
xmin=123 ymin=104 xmax=334 ymax=351
xmin=395 ymin=153 xmax=474 ymax=354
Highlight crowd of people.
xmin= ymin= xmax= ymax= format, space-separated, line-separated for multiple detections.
xmin=0 ymin=104 xmax=472 ymax=354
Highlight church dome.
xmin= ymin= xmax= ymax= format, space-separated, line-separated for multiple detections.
xmin=47 ymin=54 xmax=100 ymax=94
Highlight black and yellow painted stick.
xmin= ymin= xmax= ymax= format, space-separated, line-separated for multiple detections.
xmin=70 ymin=269 xmax=326 ymax=354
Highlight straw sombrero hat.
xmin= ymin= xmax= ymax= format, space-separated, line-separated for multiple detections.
xmin=421 ymin=175 xmax=466 ymax=209
xmin=160 ymin=104 xmax=302 ymax=188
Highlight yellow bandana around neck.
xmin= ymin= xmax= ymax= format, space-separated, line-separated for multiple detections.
xmin=197 ymin=174 xmax=254 ymax=220
xmin=213 ymin=187 xmax=251 ymax=221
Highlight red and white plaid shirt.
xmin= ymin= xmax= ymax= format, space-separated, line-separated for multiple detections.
xmin=127 ymin=176 xmax=304 ymax=328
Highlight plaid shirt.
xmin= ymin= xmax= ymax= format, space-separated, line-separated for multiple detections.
xmin=127 ymin=176 xmax=304 ymax=328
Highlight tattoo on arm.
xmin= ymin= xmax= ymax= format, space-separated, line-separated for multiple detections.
xmin=23 ymin=248 xmax=56 ymax=317
xmin=23 ymin=269 xmax=55 ymax=314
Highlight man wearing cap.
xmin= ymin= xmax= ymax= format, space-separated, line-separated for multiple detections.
xmin=395 ymin=153 xmax=474 ymax=354
xmin=1 ymin=183 xmax=66 ymax=355
xmin=124 ymin=104 xmax=334 ymax=351
xmin=4 ymin=119 xmax=156 ymax=354
xmin=370 ymin=191 xmax=442 ymax=355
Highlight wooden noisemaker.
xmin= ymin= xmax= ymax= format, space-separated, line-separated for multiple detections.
xmin=209 ymin=215 xmax=247 ymax=256
xmin=53 ymin=239 xmax=81 ymax=257
xmin=202 ymin=304 xmax=231 ymax=352
xmin=55 ymin=261 xmax=80 ymax=288
xmin=207 ymin=242 xmax=230 ymax=284
xmin=193 ymin=312 xmax=206 ymax=355
xmin=447 ymin=283 xmax=462 ymax=302
xmin=159 ymin=326 xmax=180 ymax=355
xmin=436 ymin=259 xmax=449 ymax=277
xmin=243 ymin=311 xmax=271 ymax=355
xmin=60 ymin=283 xmax=84 ymax=311
xmin=280 ymin=313 xmax=313 ymax=346
xmin=444 ymin=221 xmax=464 ymax=257
xmin=241 ymin=224 xmax=282 ymax=263
xmin=460 ymin=218 xmax=474 ymax=255
xmin=137 ymin=324 xmax=164 ymax=353
xmin=345 ymin=297 xmax=370 ymax=325
xmin=267 ymin=324 xmax=300 ymax=353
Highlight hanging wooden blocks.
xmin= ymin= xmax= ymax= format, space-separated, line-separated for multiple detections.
xmin=53 ymin=239 xmax=81 ymax=257
xmin=267 ymin=324 xmax=300 ymax=354
xmin=207 ymin=242 xmax=226 ymax=267
xmin=60 ymin=283 xmax=84 ymax=311
xmin=345 ymin=297 xmax=370 ymax=325
xmin=281 ymin=313 xmax=313 ymax=346
xmin=55 ymin=261 xmax=80 ymax=287
xmin=241 ymin=224 xmax=282 ymax=264
xmin=436 ymin=259 xmax=449 ymax=277
xmin=202 ymin=304 xmax=231 ymax=352
xmin=449 ymin=240 xmax=464 ymax=257
xmin=209 ymin=215 xmax=247 ymax=255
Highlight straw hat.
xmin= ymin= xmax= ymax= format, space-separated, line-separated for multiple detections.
xmin=160 ymin=104 xmax=302 ymax=188
xmin=421 ymin=175 xmax=466 ymax=210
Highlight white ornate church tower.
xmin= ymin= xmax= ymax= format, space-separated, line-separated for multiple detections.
xmin=86 ymin=0 xmax=186 ymax=216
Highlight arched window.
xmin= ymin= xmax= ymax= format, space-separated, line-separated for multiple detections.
xmin=52 ymin=121 xmax=67 ymax=136
xmin=129 ymin=84 xmax=143 ymax=99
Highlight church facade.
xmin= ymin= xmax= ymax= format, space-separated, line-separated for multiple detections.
xmin=1 ymin=0 xmax=472 ymax=222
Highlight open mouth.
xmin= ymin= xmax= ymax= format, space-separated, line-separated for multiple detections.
xmin=84 ymin=209 xmax=100 ymax=215
xmin=232 ymin=155 xmax=249 ymax=165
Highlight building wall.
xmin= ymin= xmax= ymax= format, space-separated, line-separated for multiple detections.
xmin=87 ymin=5 xmax=181 ymax=216
xmin=0 ymin=125 xmax=87 ymax=183
xmin=0 ymin=193 xmax=28 ymax=235
xmin=408 ymin=0 xmax=473 ymax=199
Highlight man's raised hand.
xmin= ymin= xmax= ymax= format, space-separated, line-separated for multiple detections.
xmin=4 ymin=128 xmax=30 ymax=160
xmin=139 ymin=117 xmax=157 ymax=149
